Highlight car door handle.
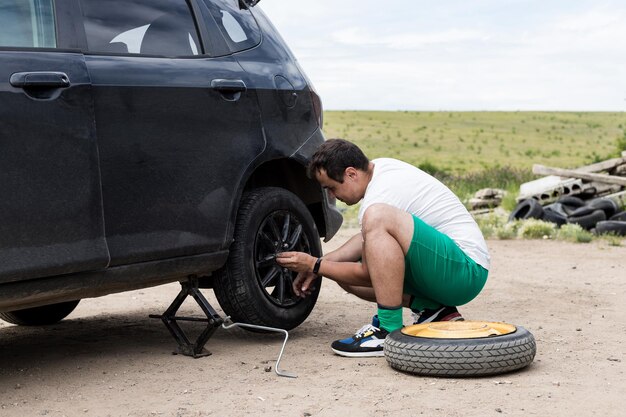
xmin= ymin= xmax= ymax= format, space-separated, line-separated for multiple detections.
xmin=10 ymin=71 xmax=71 ymax=88
xmin=210 ymin=79 xmax=246 ymax=93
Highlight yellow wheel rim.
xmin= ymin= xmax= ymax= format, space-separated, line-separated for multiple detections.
xmin=401 ymin=321 xmax=517 ymax=339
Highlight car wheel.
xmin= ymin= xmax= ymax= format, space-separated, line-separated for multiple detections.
xmin=0 ymin=300 xmax=80 ymax=326
xmin=212 ymin=187 xmax=322 ymax=330
xmin=384 ymin=321 xmax=536 ymax=377
xmin=508 ymin=199 xmax=544 ymax=221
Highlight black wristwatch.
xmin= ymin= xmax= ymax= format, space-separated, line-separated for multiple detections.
xmin=312 ymin=257 xmax=323 ymax=275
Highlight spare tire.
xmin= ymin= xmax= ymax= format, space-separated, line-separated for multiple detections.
xmin=384 ymin=321 xmax=536 ymax=377
xmin=587 ymin=198 xmax=620 ymax=218
xmin=609 ymin=211 xmax=626 ymax=222
xmin=567 ymin=209 xmax=606 ymax=230
xmin=595 ymin=220 xmax=626 ymax=236
xmin=509 ymin=199 xmax=544 ymax=222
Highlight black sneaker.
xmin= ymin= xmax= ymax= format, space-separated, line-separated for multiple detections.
xmin=411 ymin=306 xmax=464 ymax=324
xmin=331 ymin=316 xmax=389 ymax=357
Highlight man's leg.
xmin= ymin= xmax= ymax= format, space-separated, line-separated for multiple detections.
xmin=338 ymin=282 xmax=412 ymax=306
xmin=361 ymin=203 xmax=414 ymax=332
xmin=330 ymin=204 xmax=414 ymax=357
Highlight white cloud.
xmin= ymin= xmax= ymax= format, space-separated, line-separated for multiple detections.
xmin=332 ymin=27 xmax=488 ymax=48
xmin=259 ymin=0 xmax=626 ymax=110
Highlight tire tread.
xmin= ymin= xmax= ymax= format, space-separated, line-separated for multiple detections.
xmin=384 ymin=327 xmax=536 ymax=377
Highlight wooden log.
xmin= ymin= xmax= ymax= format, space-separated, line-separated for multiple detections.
xmin=532 ymin=164 xmax=626 ymax=187
xmin=576 ymin=156 xmax=626 ymax=173
xmin=612 ymin=164 xmax=626 ymax=176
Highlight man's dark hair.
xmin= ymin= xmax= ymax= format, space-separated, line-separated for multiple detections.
xmin=308 ymin=139 xmax=369 ymax=183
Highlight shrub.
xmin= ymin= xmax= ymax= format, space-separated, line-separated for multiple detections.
xmin=475 ymin=213 xmax=507 ymax=239
xmin=496 ymin=223 xmax=518 ymax=240
xmin=444 ymin=166 xmax=535 ymax=202
xmin=418 ymin=160 xmax=449 ymax=178
xmin=517 ymin=219 xmax=556 ymax=239
xmin=616 ymin=129 xmax=626 ymax=155
xmin=596 ymin=232 xmax=623 ymax=247
xmin=556 ymin=224 xmax=593 ymax=243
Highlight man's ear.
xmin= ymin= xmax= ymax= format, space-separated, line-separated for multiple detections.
xmin=344 ymin=167 xmax=358 ymax=180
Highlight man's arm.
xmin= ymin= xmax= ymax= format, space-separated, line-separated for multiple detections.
xmin=277 ymin=245 xmax=371 ymax=296
xmin=323 ymin=232 xmax=363 ymax=262
xmin=278 ymin=232 xmax=364 ymax=298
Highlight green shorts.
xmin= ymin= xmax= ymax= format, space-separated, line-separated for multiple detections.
xmin=403 ymin=215 xmax=488 ymax=311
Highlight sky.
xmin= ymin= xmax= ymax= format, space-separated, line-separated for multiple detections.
xmin=259 ymin=0 xmax=626 ymax=111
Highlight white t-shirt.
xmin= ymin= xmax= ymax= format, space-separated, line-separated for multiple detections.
xmin=357 ymin=158 xmax=490 ymax=270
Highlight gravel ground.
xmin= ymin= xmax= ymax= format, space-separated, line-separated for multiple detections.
xmin=0 ymin=230 xmax=624 ymax=416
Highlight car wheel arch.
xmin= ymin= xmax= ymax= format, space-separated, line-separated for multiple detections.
xmin=234 ymin=158 xmax=326 ymax=240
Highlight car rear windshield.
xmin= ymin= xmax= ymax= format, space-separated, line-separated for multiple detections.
xmin=200 ymin=0 xmax=261 ymax=53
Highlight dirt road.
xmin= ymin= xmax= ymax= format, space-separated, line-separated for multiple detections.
xmin=1 ymin=230 xmax=624 ymax=416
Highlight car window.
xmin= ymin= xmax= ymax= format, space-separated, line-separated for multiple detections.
xmin=200 ymin=0 xmax=260 ymax=53
xmin=0 ymin=0 xmax=56 ymax=48
xmin=78 ymin=0 xmax=201 ymax=57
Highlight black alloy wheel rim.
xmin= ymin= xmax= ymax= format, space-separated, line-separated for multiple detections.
xmin=254 ymin=210 xmax=312 ymax=307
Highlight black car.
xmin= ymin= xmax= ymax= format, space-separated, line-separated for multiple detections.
xmin=0 ymin=0 xmax=341 ymax=331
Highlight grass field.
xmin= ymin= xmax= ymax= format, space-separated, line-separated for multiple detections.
xmin=323 ymin=111 xmax=626 ymax=175
xmin=322 ymin=111 xmax=626 ymax=225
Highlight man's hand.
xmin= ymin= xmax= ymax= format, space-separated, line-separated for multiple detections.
xmin=292 ymin=271 xmax=318 ymax=298
xmin=275 ymin=251 xmax=317 ymax=273
xmin=276 ymin=251 xmax=319 ymax=298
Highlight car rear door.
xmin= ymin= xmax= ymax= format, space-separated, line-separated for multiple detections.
xmin=76 ymin=0 xmax=266 ymax=266
xmin=0 ymin=0 xmax=110 ymax=284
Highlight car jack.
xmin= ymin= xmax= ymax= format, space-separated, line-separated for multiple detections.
xmin=149 ymin=276 xmax=223 ymax=358
xmin=149 ymin=277 xmax=297 ymax=377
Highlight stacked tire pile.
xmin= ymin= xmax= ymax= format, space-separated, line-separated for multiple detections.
xmin=509 ymin=196 xmax=626 ymax=236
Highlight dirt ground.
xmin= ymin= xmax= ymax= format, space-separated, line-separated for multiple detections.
xmin=0 ymin=228 xmax=624 ymax=417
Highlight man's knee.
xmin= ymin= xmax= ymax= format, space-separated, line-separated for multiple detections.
xmin=362 ymin=203 xmax=394 ymax=234
xmin=362 ymin=203 xmax=414 ymax=253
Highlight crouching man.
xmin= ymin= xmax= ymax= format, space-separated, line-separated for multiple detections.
xmin=277 ymin=139 xmax=490 ymax=357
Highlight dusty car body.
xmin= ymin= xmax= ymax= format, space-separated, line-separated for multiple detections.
xmin=0 ymin=0 xmax=341 ymax=329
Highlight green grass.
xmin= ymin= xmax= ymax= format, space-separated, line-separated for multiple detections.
xmin=476 ymin=215 xmax=602 ymax=244
xmin=323 ymin=111 xmax=625 ymax=175
xmin=324 ymin=111 xmax=626 ymax=244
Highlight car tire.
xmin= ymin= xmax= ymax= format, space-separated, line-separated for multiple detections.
xmin=595 ymin=220 xmax=626 ymax=236
xmin=567 ymin=209 xmax=606 ymax=230
xmin=609 ymin=211 xmax=626 ymax=222
xmin=384 ymin=322 xmax=536 ymax=377
xmin=543 ymin=202 xmax=569 ymax=218
xmin=212 ymin=187 xmax=322 ymax=331
xmin=508 ymin=199 xmax=544 ymax=222
xmin=567 ymin=205 xmax=596 ymax=217
xmin=542 ymin=206 xmax=567 ymax=226
xmin=556 ymin=196 xmax=586 ymax=208
xmin=0 ymin=300 xmax=80 ymax=326
xmin=587 ymin=198 xmax=620 ymax=218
